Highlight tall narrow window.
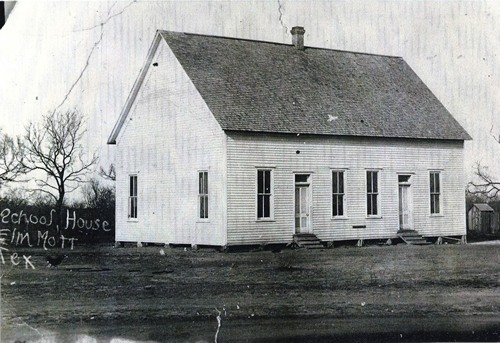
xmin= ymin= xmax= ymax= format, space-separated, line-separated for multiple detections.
xmin=366 ymin=171 xmax=379 ymax=216
xmin=430 ymin=172 xmax=441 ymax=214
xmin=332 ymin=171 xmax=345 ymax=217
xmin=199 ymin=171 xmax=208 ymax=219
xmin=128 ymin=175 xmax=138 ymax=219
xmin=257 ymin=170 xmax=272 ymax=219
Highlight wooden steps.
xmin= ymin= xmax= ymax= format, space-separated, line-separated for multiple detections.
xmin=293 ymin=233 xmax=324 ymax=249
xmin=397 ymin=230 xmax=431 ymax=245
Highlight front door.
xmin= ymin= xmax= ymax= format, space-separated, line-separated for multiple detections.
xmin=398 ymin=175 xmax=413 ymax=231
xmin=295 ymin=174 xmax=311 ymax=233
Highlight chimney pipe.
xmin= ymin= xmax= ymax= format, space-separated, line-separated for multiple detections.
xmin=290 ymin=26 xmax=305 ymax=50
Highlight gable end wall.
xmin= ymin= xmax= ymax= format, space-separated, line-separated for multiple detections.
xmin=114 ymin=39 xmax=227 ymax=246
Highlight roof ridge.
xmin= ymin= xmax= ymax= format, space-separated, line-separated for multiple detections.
xmin=158 ymin=29 xmax=404 ymax=60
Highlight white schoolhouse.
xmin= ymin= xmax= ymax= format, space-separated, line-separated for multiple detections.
xmin=108 ymin=27 xmax=471 ymax=248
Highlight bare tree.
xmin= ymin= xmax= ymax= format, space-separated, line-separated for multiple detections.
xmin=21 ymin=110 xmax=98 ymax=213
xmin=99 ymin=163 xmax=116 ymax=181
xmin=0 ymin=130 xmax=25 ymax=186
xmin=468 ymin=162 xmax=500 ymax=199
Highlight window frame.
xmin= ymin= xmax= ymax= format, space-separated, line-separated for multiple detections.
xmin=198 ymin=171 xmax=209 ymax=220
xmin=366 ymin=170 xmax=381 ymax=218
xmin=128 ymin=174 xmax=138 ymax=220
xmin=331 ymin=169 xmax=347 ymax=219
xmin=429 ymin=171 xmax=442 ymax=215
xmin=256 ymin=168 xmax=274 ymax=221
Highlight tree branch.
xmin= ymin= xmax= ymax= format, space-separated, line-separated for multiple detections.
xmin=467 ymin=162 xmax=500 ymax=199
xmin=99 ymin=164 xmax=116 ymax=181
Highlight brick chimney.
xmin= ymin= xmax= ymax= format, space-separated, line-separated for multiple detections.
xmin=290 ymin=26 xmax=305 ymax=50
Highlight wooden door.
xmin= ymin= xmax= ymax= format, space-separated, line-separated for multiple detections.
xmin=295 ymin=184 xmax=311 ymax=233
xmin=398 ymin=182 xmax=412 ymax=230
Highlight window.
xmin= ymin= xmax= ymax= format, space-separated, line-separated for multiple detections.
xmin=128 ymin=175 xmax=137 ymax=219
xmin=295 ymin=174 xmax=309 ymax=183
xmin=366 ymin=171 xmax=379 ymax=216
xmin=257 ymin=170 xmax=272 ymax=219
xmin=398 ymin=175 xmax=411 ymax=183
xmin=198 ymin=171 xmax=208 ymax=219
xmin=430 ymin=172 xmax=441 ymax=214
xmin=332 ymin=171 xmax=345 ymax=217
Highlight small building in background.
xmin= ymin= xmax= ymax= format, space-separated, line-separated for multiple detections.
xmin=468 ymin=203 xmax=498 ymax=235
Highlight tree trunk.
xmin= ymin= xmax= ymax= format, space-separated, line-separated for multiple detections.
xmin=56 ymin=186 xmax=65 ymax=231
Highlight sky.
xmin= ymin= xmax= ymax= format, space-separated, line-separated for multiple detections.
xmin=0 ymin=0 xmax=498 ymax=185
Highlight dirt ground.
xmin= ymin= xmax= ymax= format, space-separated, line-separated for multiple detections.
xmin=1 ymin=242 xmax=499 ymax=342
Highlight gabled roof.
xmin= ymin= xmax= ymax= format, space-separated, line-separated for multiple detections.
xmin=473 ymin=203 xmax=494 ymax=212
xmin=108 ymin=30 xmax=471 ymax=144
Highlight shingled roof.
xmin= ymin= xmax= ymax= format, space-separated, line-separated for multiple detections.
xmin=109 ymin=30 xmax=471 ymax=143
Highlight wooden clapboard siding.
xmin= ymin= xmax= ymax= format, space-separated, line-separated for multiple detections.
xmin=226 ymin=132 xmax=465 ymax=245
xmin=114 ymin=39 xmax=227 ymax=246
xmin=109 ymin=31 xmax=470 ymax=247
